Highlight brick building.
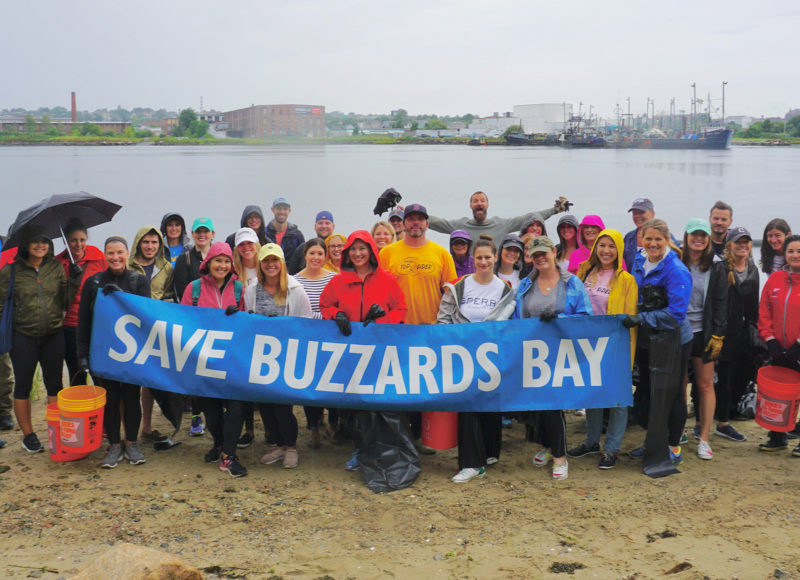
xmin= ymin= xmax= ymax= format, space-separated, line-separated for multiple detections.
xmin=224 ymin=104 xmax=325 ymax=138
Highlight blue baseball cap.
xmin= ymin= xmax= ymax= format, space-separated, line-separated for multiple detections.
xmin=388 ymin=208 xmax=404 ymax=221
xmin=403 ymin=203 xmax=428 ymax=219
xmin=272 ymin=196 xmax=291 ymax=208
xmin=315 ymin=210 xmax=334 ymax=223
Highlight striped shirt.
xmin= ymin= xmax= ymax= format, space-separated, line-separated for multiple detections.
xmin=295 ymin=271 xmax=335 ymax=319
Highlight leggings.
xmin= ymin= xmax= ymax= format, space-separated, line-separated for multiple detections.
xmin=457 ymin=412 xmax=502 ymax=469
xmin=99 ymin=379 xmax=141 ymax=445
xmin=11 ymin=330 xmax=64 ymax=399
xmin=199 ymin=397 xmax=246 ymax=456
xmin=258 ymin=403 xmax=298 ymax=447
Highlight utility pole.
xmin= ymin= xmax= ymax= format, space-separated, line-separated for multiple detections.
xmin=691 ymin=83 xmax=697 ymax=132
xmin=722 ymin=81 xmax=728 ymax=124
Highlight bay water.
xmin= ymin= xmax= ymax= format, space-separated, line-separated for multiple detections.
xmin=2 ymin=144 xmax=798 ymax=252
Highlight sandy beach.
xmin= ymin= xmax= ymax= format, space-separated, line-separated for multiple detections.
xmin=0 ymin=401 xmax=798 ymax=579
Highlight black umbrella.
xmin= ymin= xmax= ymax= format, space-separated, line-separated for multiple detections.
xmin=5 ymin=191 xmax=121 ymax=259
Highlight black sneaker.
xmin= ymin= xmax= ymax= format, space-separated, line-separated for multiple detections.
xmin=220 ymin=454 xmax=247 ymax=477
xmin=758 ymin=439 xmax=788 ymax=452
xmin=786 ymin=423 xmax=800 ymax=440
xmin=0 ymin=413 xmax=13 ymax=431
xmin=714 ymin=424 xmax=747 ymax=442
xmin=792 ymin=445 xmax=800 ymax=457
xmin=204 ymin=445 xmax=222 ymax=463
xmin=237 ymin=432 xmax=254 ymax=448
xmin=22 ymin=433 xmax=44 ymax=453
xmin=567 ymin=441 xmax=600 ymax=458
xmin=598 ymin=452 xmax=617 ymax=469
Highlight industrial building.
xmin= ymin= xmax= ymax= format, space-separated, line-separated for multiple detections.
xmin=224 ymin=104 xmax=325 ymax=138
xmin=513 ymin=103 xmax=573 ymax=134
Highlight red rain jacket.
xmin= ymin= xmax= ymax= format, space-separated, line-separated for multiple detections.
xmin=758 ymin=270 xmax=800 ymax=348
xmin=319 ymin=230 xmax=406 ymax=323
xmin=56 ymin=245 xmax=106 ymax=327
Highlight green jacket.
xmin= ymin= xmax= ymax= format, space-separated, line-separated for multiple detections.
xmin=128 ymin=226 xmax=175 ymax=301
xmin=0 ymin=257 xmax=77 ymax=337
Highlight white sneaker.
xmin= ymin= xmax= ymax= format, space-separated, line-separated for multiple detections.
xmin=452 ymin=466 xmax=485 ymax=483
xmin=486 ymin=456 xmax=498 ymax=465
xmin=532 ymin=448 xmax=553 ymax=467
xmin=573 ymin=409 xmax=586 ymax=417
xmin=553 ymin=461 xmax=569 ymax=480
xmin=697 ymin=440 xmax=713 ymax=460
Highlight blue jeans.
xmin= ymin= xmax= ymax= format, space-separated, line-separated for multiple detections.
xmin=585 ymin=406 xmax=628 ymax=454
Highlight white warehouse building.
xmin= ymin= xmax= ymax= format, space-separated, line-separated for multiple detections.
xmin=513 ymin=103 xmax=573 ymax=134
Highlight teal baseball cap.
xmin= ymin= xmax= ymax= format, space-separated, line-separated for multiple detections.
xmin=192 ymin=217 xmax=215 ymax=232
xmin=685 ymin=218 xmax=710 ymax=235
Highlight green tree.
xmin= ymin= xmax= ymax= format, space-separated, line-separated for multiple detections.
xmin=502 ymin=125 xmax=524 ymax=137
xmin=424 ymin=118 xmax=447 ymax=130
xmin=188 ymin=119 xmax=209 ymax=138
xmin=24 ymin=114 xmax=36 ymax=133
xmin=40 ymin=113 xmax=51 ymax=132
xmin=787 ymin=116 xmax=800 ymax=137
xmin=179 ymin=108 xmax=197 ymax=130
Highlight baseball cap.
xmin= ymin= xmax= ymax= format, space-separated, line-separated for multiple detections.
xmin=726 ymin=226 xmax=751 ymax=243
xmin=527 ymin=236 xmax=556 ymax=254
xmin=450 ymin=230 xmax=471 ymax=243
xmin=192 ymin=217 xmax=215 ymax=232
xmin=500 ymin=233 xmax=524 ymax=253
xmin=685 ymin=218 xmax=711 ymax=236
xmin=272 ymin=196 xmax=291 ymax=208
xmin=258 ymin=243 xmax=285 ymax=262
xmin=315 ymin=210 xmax=334 ymax=223
xmin=234 ymin=227 xmax=259 ymax=246
xmin=403 ymin=203 xmax=428 ymax=219
xmin=388 ymin=208 xmax=404 ymax=221
xmin=628 ymin=198 xmax=654 ymax=213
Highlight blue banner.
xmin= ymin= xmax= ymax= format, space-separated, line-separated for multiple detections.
xmin=89 ymin=292 xmax=633 ymax=412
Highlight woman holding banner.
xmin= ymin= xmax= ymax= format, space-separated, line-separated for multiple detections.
xmin=513 ymin=236 xmax=592 ymax=480
xmin=247 ymin=243 xmax=312 ymax=469
xmin=319 ymin=230 xmax=407 ymax=474
xmin=568 ymin=228 xmax=637 ymax=470
xmin=77 ymin=236 xmax=150 ymax=468
xmin=437 ymin=235 xmax=516 ymax=482
xmin=624 ymin=219 xmax=692 ymax=476
xmin=179 ymin=242 xmax=247 ymax=477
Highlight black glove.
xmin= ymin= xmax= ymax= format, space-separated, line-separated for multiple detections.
xmin=767 ymin=339 xmax=783 ymax=360
xmin=77 ymin=357 xmax=90 ymax=373
xmin=539 ymin=310 xmax=558 ymax=323
xmin=68 ymin=262 xmax=83 ymax=280
xmin=102 ymin=283 xmax=121 ymax=296
xmin=335 ymin=311 xmax=352 ymax=336
xmin=225 ymin=305 xmax=239 ymax=316
xmin=787 ymin=342 xmax=800 ymax=363
xmin=622 ymin=314 xmax=642 ymax=328
xmin=363 ymin=304 xmax=386 ymax=327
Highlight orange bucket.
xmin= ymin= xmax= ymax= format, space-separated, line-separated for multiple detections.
xmin=421 ymin=411 xmax=458 ymax=450
xmin=755 ymin=366 xmax=800 ymax=432
xmin=46 ymin=403 xmax=89 ymax=462
xmin=58 ymin=385 xmax=107 ymax=454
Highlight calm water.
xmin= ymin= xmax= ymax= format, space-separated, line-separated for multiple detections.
xmin=2 ymin=144 xmax=799 ymax=250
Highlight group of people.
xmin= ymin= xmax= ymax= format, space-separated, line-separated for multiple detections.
xmin=0 ymin=191 xmax=797 ymax=484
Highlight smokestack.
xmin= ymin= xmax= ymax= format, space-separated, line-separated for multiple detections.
xmin=71 ymin=92 xmax=77 ymax=123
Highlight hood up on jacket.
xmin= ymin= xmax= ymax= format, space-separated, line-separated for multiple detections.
xmin=239 ymin=205 xmax=265 ymax=228
xmin=341 ymin=230 xmax=381 ymax=273
xmin=577 ymin=215 xmax=606 ymax=249
xmin=160 ymin=212 xmax=189 ymax=247
xmin=199 ymin=241 xmax=237 ymax=276
xmin=577 ymin=228 xmax=625 ymax=278
xmin=557 ymin=214 xmax=579 ymax=238
xmin=519 ymin=212 xmax=548 ymax=238
xmin=129 ymin=226 xmax=170 ymax=270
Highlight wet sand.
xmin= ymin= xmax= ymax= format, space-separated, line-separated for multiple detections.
xmin=0 ymin=402 xmax=798 ymax=579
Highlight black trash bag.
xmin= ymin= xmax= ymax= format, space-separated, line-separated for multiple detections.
xmin=642 ymin=328 xmax=682 ymax=478
xmin=639 ymin=284 xmax=668 ymax=312
xmin=355 ymin=411 xmax=420 ymax=493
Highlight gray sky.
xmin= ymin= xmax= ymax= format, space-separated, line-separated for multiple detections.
xmin=3 ymin=0 xmax=797 ymax=119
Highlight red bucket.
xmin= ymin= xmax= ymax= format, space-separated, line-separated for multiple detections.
xmin=421 ymin=411 xmax=458 ymax=450
xmin=46 ymin=403 xmax=90 ymax=462
xmin=755 ymin=366 xmax=800 ymax=432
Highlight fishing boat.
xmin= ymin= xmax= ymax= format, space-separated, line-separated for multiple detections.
xmin=606 ymin=127 xmax=733 ymax=150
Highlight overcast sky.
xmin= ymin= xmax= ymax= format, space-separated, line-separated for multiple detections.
xmin=3 ymin=0 xmax=797 ymax=119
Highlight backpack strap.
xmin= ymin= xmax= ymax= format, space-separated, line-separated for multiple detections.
xmin=234 ymin=280 xmax=243 ymax=304
xmin=191 ymin=279 xmax=201 ymax=306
